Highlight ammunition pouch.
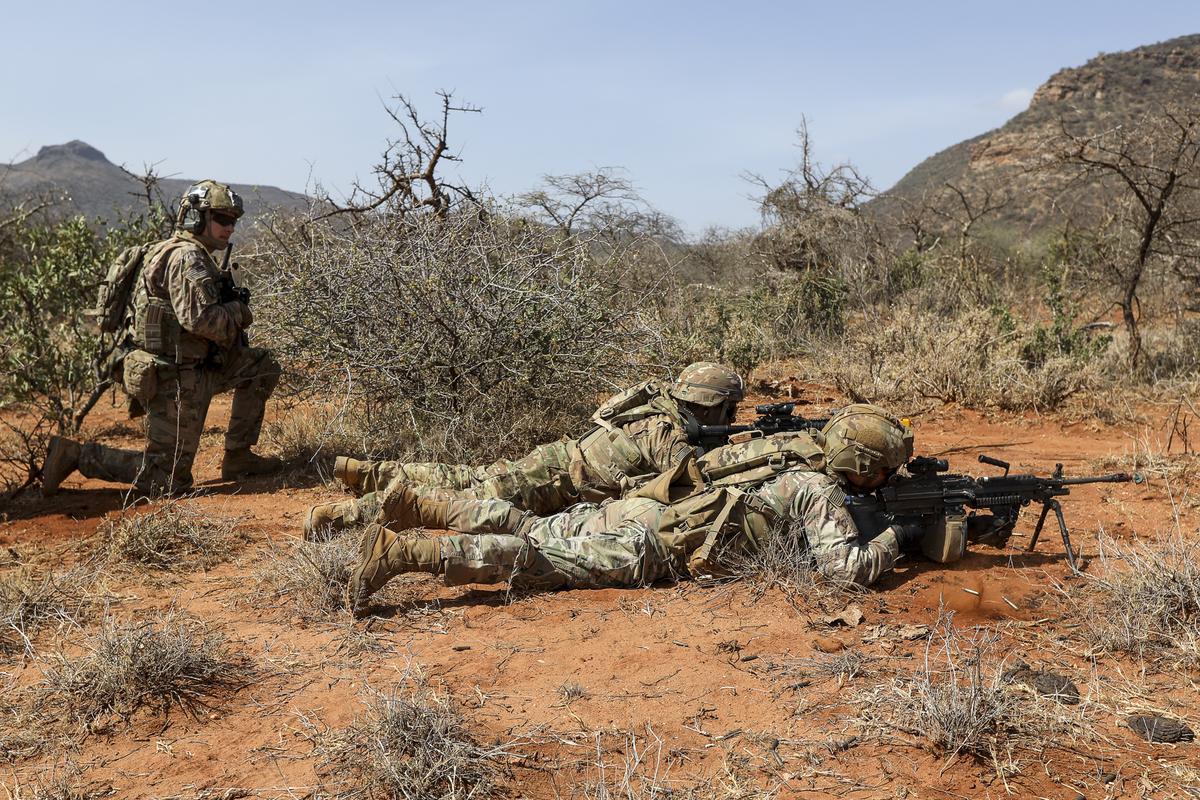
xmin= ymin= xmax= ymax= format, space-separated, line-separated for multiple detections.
xmin=121 ymin=349 xmax=161 ymax=408
xmin=922 ymin=513 xmax=967 ymax=564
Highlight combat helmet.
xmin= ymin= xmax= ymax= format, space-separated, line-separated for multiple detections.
xmin=177 ymin=179 xmax=244 ymax=231
xmin=669 ymin=362 xmax=745 ymax=408
xmin=821 ymin=403 xmax=913 ymax=478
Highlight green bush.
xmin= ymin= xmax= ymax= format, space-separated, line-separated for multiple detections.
xmin=0 ymin=209 xmax=167 ymax=496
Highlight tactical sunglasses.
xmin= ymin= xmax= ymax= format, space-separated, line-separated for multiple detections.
xmin=211 ymin=213 xmax=238 ymax=227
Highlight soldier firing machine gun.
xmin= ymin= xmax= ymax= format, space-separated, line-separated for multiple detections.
xmin=692 ymin=402 xmax=832 ymax=454
xmin=844 ymin=454 xmax=1135 ymax=572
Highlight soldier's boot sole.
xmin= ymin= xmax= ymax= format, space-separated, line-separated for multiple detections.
xmin=42 ymin=436 xmax=82 ymax=497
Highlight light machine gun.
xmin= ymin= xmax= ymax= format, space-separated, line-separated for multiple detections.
xmin=843 ymin=454 xmax=1135 ymax=572
xmin=691 ymin=402 xmax=831 ymax=454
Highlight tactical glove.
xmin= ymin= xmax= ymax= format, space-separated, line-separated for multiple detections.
xmin=893 ymin=522 xmax=925 ymax=546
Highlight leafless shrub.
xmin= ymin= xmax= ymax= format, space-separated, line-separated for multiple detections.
xmin=101 ymin=500 xmax=243 ymax=570
xmin=40 ymin=613 xmax=252 ymax=725
xmin=254 ymin=207 xmax=670 ymax=465
xmin=0 ymin=568 xmax=93 ymax=656
xmin=1070 ymin=530 xmax=1200 ymax=666
xmin=255 ymin=533 xmax=359 ymax=617
xmin=302 ymin=682 xmax=511 ymax=800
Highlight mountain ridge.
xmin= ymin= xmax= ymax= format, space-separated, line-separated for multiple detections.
xmin=875 ymin=33 xmax=1200 ymax=236
xmin=0 ymin=140 xmax=308 ymax=222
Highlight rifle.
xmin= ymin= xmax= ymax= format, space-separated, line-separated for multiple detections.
xmin=692 ymin=402 xmax=831 ymax=454
xmin=844 ymin=454 xmax=1134 ymax=572
xmin=217 ymin=245 xmax=250 ymax=347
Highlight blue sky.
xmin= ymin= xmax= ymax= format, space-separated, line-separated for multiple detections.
xmin=3 ymin=1 xmax=1197 ymax=233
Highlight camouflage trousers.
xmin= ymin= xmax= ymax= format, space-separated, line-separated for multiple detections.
xmin=433 ymin=497 xmax=686 ymax=591
xmin=354 ymin=438 xmax=583 ymax=525
xmin=78 ymin=347 xmax=280 ymax=494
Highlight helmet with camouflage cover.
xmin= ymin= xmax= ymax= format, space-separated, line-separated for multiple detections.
xmin=821 ymin=403 xmax=913 ymax=478
xmin=669 ymin=362 xmax=744 ymax=408
xmin=177 ymin=179 xmax=244 ymax=231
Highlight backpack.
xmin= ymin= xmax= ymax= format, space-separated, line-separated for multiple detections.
xmin=696 ymin=431 xmax=826 ymax=488
xmin=93 ymin=243 xmax=151 ymax=335
xmin=592 ymin=379 xmax=679 ymax=430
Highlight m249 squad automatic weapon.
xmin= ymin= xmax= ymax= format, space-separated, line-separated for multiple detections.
xmin=844 ymin=454 xmax=1135 ymax=571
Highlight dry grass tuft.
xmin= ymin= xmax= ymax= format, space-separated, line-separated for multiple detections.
xmin=102 ymin=500 xmax=244 ymax=571
xmin=1071 ymin=530 xmax=1200 ymax=666
xmin=3 ymin=760 xmax=111 ymax=800
xmin=726 ymin=519 xmax=825 ymax=596
xmin=262 ymin=403 xmax=368 ymax=477
xmin=581 ymin=729 xmax=673 ymax=800
xmin=557 ymin=681 xmax=588 ymax=702
xmin=855 ymin=615 xmax=1021 ymax=762
xmin=255 ymin=533 xmax=360 ymax=617
xmin=0 ymin=568 xmax=93 ymax=656
xmin=40 ymin=612 xmax=252 ymax=726
xmin=819 ymin=307 xmax=1102 ymax=411
xmin=302 ymin=680 xmax=512 ymax=800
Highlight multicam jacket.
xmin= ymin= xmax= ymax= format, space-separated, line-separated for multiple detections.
xmin=132 ymin=232 xmax=250 ymax=364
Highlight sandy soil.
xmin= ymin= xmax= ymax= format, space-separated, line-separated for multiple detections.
xmin=2 ymin=377 xmax=1197 ymax=799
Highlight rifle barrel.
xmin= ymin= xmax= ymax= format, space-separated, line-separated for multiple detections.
xmin=1057 ymin=473 xmax=1133 ymax=485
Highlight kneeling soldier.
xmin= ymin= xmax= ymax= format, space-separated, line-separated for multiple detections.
xmin=43 ymin=181 xmax=281 ymax=497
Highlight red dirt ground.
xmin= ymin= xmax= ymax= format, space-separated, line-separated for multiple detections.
xmin=2 ymin=377 xmax=1197 ymax=799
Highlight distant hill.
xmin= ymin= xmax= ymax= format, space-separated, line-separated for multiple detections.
xmin=874 ymin=34 xmax=1200 ymax=239
xmin=0 ymin=140 xmax=309 ymax=223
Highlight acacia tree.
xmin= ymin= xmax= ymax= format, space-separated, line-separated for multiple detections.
xmin=1051 ymin=103 xmax=1200 ymax=367
xmin=319 ymin=90 xmax=482 ymax=220
xmin=514 ymin=167 xmax=680 ymax=244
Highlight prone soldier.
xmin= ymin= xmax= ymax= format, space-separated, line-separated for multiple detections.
xmin=346 ymin=403 xmax=929 ymax=617
xmin=304 ymin=361 xmax=745 ymax=537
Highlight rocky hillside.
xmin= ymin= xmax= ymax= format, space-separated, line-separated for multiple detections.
xmin=0 ymin=140 xmax=308 ymax=222
xmin=875 ymin=33 xmax=1200 ymax=237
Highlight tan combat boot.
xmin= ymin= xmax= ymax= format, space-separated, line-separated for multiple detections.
xmin=380 ymin=485 xmax=450 ymax=530
xmin=42 ymin=436 xmax=82 ymax=497
xmin=303 ymin=499 xmax=363 ymax=541
xmin=222 ymin=447 xmax=283 ymax=480
xmin=334 ymin=456 xmax=373 ymax=495
xmin=347 ymin=524 xmax=443 ymax=618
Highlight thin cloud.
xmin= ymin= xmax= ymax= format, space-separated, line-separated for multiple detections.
xmin=1000 ymin=88 xmax=1034 ymax=111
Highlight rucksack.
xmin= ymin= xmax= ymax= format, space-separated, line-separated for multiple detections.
xmin=93 ymin=243 xmax=151 ymax=335
xmin=696 ymin=431 xmax=826 ymax=488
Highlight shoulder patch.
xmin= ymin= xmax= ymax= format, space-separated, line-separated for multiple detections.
xmin=825 ymin=486 xmax=847 ymax=508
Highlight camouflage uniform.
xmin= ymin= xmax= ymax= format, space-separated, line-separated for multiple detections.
xmin=323 ymin=363 xmax=743 ymax=532
xmin=75 ymin=230 xmax=279 ymax=494
xmin=348 ymin=430 xmax=907 ymax=611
